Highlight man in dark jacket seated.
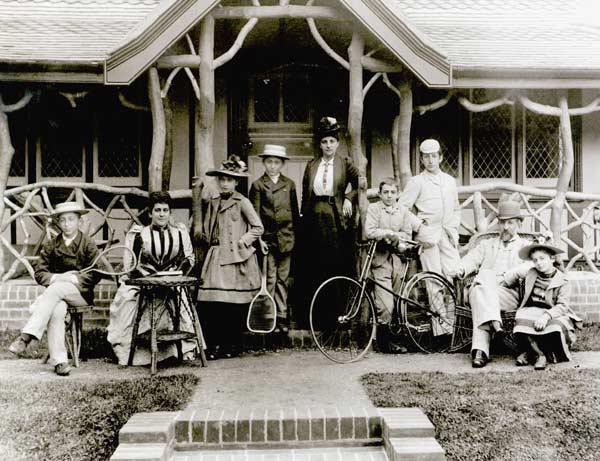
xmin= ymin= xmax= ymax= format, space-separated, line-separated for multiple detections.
xmin=8 ymin=201 xmax=103 ymax=376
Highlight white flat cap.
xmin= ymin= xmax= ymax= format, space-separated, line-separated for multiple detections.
xmin=419 ymin=139 xmax=441 ymax=154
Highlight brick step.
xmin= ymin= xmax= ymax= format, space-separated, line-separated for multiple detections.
xmin=385 ymin=437 xmax=446 ymax=461
xmin=170 ymin=446 xmax=389 ymax=461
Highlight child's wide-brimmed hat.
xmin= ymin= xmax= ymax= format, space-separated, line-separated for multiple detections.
xmin=316 ymin=116 xmax=340 ymax=139
xmin=50 ymin=201 xmax=89 ymax=220
xmin=206 ymin=155 xmax=249 ymax=178
xmin=497 ymin=200 xmax=525 ymax=221
xmin=258 ymin=144 xmax=288 ymax=160
xmin=518 ymin=243 xmax=564 ymax=261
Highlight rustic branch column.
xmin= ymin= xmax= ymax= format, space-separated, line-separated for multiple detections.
xmin=552 ymin=96 xmax=575 ymax=244
xmin=397 ymin=81 xmax=413 ymax=190
xmin=147 ymin=67 xmax=166 ymax=192
xmin=0 ymin=91 xmax=33 ymax=277
xmin=348 ymin=30 xmax=368 ymax=240
xmin=196 ymin=15 xmax=216 ymax=189
xmin=162 ymin=97 xmax=173 ymax=190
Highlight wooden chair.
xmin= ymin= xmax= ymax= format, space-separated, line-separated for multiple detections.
xmin=451 ymin=231 xmax=540 ymax=351
xmin=42 ymin=305 xmax=93 ymax=367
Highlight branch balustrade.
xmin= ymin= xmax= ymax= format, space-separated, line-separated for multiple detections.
xmin=1 ymin=181 xmax=600 ymax=282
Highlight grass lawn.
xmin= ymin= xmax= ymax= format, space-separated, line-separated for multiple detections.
xmin=0 ymin=374 xmax=198 ymax=461
xmin=363 ymin=369 xmax=600 ymax=461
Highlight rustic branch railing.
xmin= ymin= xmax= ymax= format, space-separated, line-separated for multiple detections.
xmin=2 ymin=181 xmax=600 ymax=281
xmin=0 ymin=183 xmax=192 ymax=282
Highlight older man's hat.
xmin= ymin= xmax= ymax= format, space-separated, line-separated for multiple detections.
xmin=518 ymin=243 xmax=564 ymax=261
xmin=419 ymin=139 xmax=441 ymax=154
xmin=258 ymin=144 xmax=288 ymax=160
xmin=50 ymin=201 xmax=89 ymax=220
xmin=206 ymin=155 xmax=249 ymax=178
xmin=317 ymin=116 xmax=340 ymax=138
xmin=497 ymin=200 xmax=525 ymax=221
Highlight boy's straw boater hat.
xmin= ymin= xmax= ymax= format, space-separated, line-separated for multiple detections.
xmin=50 ymin=201 xmax=89 ymax=220
xmin=206 ymin=155 xmax=249 ymax=178
xmin=497 ymin=200 xmax=525 ymax=221
xmin=258 ymin=144 xmax=288 ymax=160
xmin=518 ymin=243 xmax=564 ymax=261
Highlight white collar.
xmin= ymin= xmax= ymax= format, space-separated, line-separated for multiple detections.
xmin=320 ymin=157 xmax=335 ymax=165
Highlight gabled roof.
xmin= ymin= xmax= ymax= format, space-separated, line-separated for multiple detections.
xmin=2 ymin=0 xmax=600 ymax=88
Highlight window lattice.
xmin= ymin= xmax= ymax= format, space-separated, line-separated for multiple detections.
xmin=471 ymin=90 xmax=513 ymax=178
xmin=253 ymin=77 xmax=279 ymax=122
xmin=41 ymin=127 xmax=82 ymax=177
xmin=283 ymin=76 xmax=309 ymax=123
xmin=98 ymin=112 xmax=140 ymax=178
xmin=525 ymin=92 xmax=560 ymax=179
xmin=9 ymin=112 xmax=26 ymax=177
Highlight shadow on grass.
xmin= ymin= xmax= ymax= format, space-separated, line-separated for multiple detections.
xmin=0 ymin=374 xmax=198 ymax=461
xmin=363 ymin=369 xmax=600 ymax=461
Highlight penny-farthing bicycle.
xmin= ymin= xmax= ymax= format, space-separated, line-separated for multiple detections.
xmin=309 ymin=239 xmax=459 ymax=363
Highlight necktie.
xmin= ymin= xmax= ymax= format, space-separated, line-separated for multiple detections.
xmin=322 ymin=161 xmax=329 ymax=194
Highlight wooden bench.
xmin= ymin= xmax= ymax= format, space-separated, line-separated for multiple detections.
xmin=450 ymin=231 xmax=540 ymax=352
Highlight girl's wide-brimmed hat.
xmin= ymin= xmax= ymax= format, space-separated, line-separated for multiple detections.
xmin=316 ymin=116 xmax=340 ymax=139
xmin=50 ymin=201 xmax=89 ymax=220
xmin=206 ymin=155 xmax=249 ymax=178
xmin=258 ymin=144 xmax=288 ymax=160
xmin=518 ymin=243 xmax=564 ymax=261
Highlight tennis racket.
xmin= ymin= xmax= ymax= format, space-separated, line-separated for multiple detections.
xmin=246 ymin=247 xmax=276 ymax=334
xmin=78 ymin=245 xmax=138 ymax=277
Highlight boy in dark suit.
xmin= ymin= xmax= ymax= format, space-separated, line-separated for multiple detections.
xmin=249 ymin=145 xmax=300 ymax=332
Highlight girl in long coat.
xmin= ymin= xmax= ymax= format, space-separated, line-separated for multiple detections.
xmin=503 ymin=243 xmax=582 ymax=370
xmin=107 ymin=191 xmax=197 ymax=366
xmin=198 ymin=155 xmax=264 ymax=359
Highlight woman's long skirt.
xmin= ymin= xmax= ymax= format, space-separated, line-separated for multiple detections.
xmin=107 ymin=283 xmax=197 ymax=366
xmin=513 ymin=307 xmax=579 ymax=362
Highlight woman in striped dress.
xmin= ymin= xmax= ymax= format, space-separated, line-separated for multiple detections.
xmin=107 ymin=191 xmax=197 ymax=366
xmin=502 ymin=244 xmax=582 ymax=370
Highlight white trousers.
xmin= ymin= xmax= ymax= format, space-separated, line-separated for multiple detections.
xmin=419 ymin=231 xmax=461 ymax=335
xmin=22 ymin=281 xmax=87 ymax=366
xmin=469 ymin=269 xmax=519 ymax=356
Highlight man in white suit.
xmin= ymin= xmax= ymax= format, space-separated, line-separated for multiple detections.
xmin=399 ymin=139 xmax=461 ymax=335
xmin=449 ymin=200 xmax=531 ymax=368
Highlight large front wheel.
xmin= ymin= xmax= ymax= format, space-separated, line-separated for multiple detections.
xmin=400 ymin=271 xmax=457 ymax=353
xmin=309 ymin=276 xmax=376 ymax=363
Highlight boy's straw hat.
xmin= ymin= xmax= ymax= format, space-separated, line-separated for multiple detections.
xmin=50 ymin=201 xmax=89 ymax=220
xmin=258 ymin=144 xmax=288 ymax=160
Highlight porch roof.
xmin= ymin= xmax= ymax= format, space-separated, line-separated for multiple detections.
xmin=1 ymin=0 xmax=600 ymax=87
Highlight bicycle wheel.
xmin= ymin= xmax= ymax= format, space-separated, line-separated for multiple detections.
xmin=400 ymin=271 xmax=457 ymax=353
xmin=309 ymin=276 xmax=376 ymax=363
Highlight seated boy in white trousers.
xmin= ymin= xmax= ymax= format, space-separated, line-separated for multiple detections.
xmin=8 ymin=202 xmax=103 ymax=376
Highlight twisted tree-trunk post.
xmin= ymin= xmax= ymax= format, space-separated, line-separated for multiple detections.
xmin=552 ymin=96 xmax=575 ymax=244
xmin=147 ymin=67 xmax=166 ymax=192
xmin=161 ymin=97 xmax=173 ymax=191
xmin=196 ymin=15 xmax=216 ymax=190
xmin=397 ymin=81 xmax=413 ymax=190
xmin=191 ymin=176 xmax=206 ymax=275
xmin=0 ymin=91 xmax=33 ymax=277
xmin=348 ymin=30 xmax=368 ymax=241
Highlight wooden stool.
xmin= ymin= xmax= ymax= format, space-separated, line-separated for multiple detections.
xmin=42 ymin=305 xmax=93 ymax=368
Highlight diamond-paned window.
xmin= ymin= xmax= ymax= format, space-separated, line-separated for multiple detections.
xmin=253 ymin=77 xmax=279 ymax=122
xmin=525 ymin=92 xmax=560 ymax=179
xmin=98 ymin=109 xmax=140 ymax=178
xmin=9 ymin=110 xmax=26 ymax=177
xmin=251 ymin=74 xmax=310 ymax=125
xmin=415 ymin=97 xmax=460 ymax=179
xmin=40 ymin=124 xmax=83 ymax=177
xmin=471 ymin=89 xmax=513 ymax=179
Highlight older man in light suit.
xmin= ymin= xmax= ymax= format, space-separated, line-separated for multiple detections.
xmin=448 ymin=200 xmax=532 ymax=368
xmin=399 ymin=139 xmax=461 ymax=335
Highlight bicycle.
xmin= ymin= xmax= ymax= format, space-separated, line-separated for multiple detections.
xmin=309 ymin=238 xmax=459 ymax=363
